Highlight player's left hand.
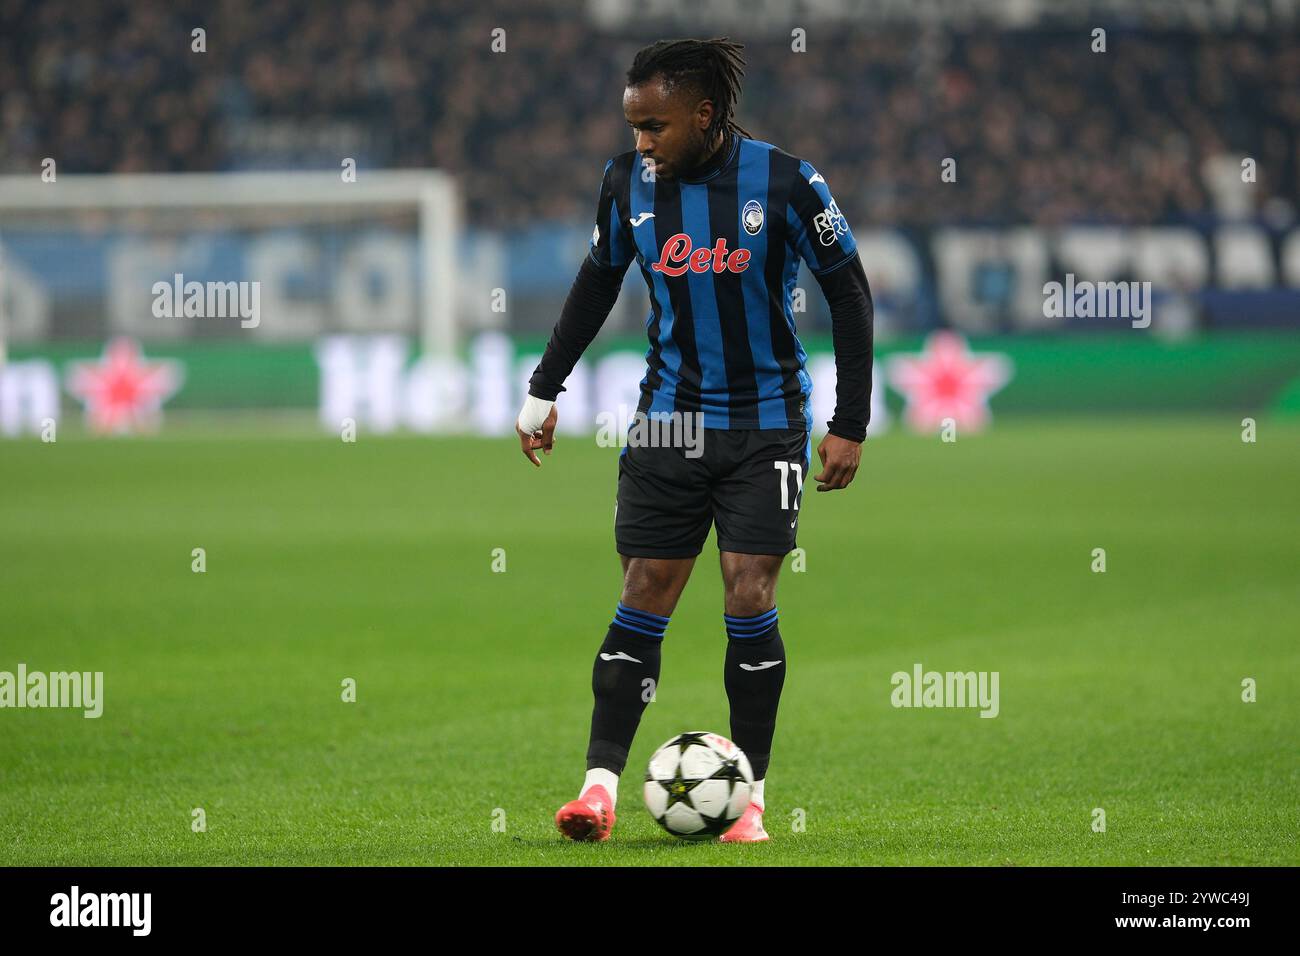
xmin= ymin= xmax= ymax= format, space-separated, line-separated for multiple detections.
xmin=813 ymin=433 xmax=862 ymax=491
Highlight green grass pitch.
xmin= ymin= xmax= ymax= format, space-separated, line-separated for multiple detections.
xmin=1 ymin=418 xmax=1296 ymax=866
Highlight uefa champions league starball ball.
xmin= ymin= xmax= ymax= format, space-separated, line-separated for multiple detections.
xmin=644 ymin=731 xmax=754 ymax=839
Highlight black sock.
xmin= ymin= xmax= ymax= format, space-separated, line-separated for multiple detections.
xmin=723 ymin=607 xmax=785 ymax=780
xmin=585 ymin=603 xmax=667 ymax=774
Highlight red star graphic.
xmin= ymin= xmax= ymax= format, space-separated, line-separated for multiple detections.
xmin=886 ymin=331 xmax=1012 ymax=433
xmin=66 ymin=338 xmax=183 ymax=434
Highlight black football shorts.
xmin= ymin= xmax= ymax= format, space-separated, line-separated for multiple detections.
xmin=615 ymin=426 xmax=812 ymax=558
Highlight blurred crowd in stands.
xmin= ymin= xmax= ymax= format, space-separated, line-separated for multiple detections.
xmin=3 ymin=0 xmax=1296 ymax=230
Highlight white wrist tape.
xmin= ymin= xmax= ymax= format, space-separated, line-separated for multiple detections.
xmin=516 ymin=394 xmax=555 ymax=435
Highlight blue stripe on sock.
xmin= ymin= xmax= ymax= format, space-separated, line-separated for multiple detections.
xmin=728 ymin=618 xmax=778 ymax=631
xmin=612 ymin=616 xmax=667 ymax=639
xmin=615 ymin=614 xmax=667 ymax=633
xmin=728 ymin=613 xmax=774 ymax=629
xmin=617 ymin=602 xmax=670 ymax=625
xmin=612 ymin=603 xmax=670 ymax=639
xmin=725 ymin=607 xmax=778 ymax=639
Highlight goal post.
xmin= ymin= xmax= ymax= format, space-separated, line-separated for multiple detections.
xmin=0 ymin=170 xmax=461 ymax=356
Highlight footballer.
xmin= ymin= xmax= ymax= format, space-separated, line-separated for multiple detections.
xmin=515 ymin=37 xmax=873 ymax=842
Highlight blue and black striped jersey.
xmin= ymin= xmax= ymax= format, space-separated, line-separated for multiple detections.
xmin=529 ymin=132 xmax=872 ymax=440
xmin=585 ymin=134 xmax=859 ymax=432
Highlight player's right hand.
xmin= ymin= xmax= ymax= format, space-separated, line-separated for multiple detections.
xmin=516 ymin=397 xmax=558 ymax=467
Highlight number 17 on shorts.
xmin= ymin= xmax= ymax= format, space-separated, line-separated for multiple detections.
xmin=773 ymin=459 xmax=805 ymax=528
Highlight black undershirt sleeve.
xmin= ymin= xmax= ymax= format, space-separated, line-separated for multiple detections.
xmin=527 ymin=253 xmax=629 ymax=400
xmin=811 ymin=251 xmax=874 ymax=443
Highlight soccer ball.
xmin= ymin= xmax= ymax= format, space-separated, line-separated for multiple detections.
xmin=643 ymin=731 xmax=754 ymax=839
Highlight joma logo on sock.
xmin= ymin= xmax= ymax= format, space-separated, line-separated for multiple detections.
xmin=599 ymin=651 xmax=642 ymax=663
xmin=890 ymin=663 xmax=999 ymax=718
xmin=50 ymin=886 xmax=151 ymax=936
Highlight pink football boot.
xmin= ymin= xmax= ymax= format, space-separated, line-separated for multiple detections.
xmin=555 ymin=784 xmax=616 ymax=842
xmin=720 ymin=801 xmax=769 ymax=843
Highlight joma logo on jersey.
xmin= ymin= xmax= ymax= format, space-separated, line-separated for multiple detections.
xmin=651 ymin=233 xmax=751 ymax=276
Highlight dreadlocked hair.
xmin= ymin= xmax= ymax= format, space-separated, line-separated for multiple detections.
xmin=626 ymin=37 xmax=753 ymax=142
